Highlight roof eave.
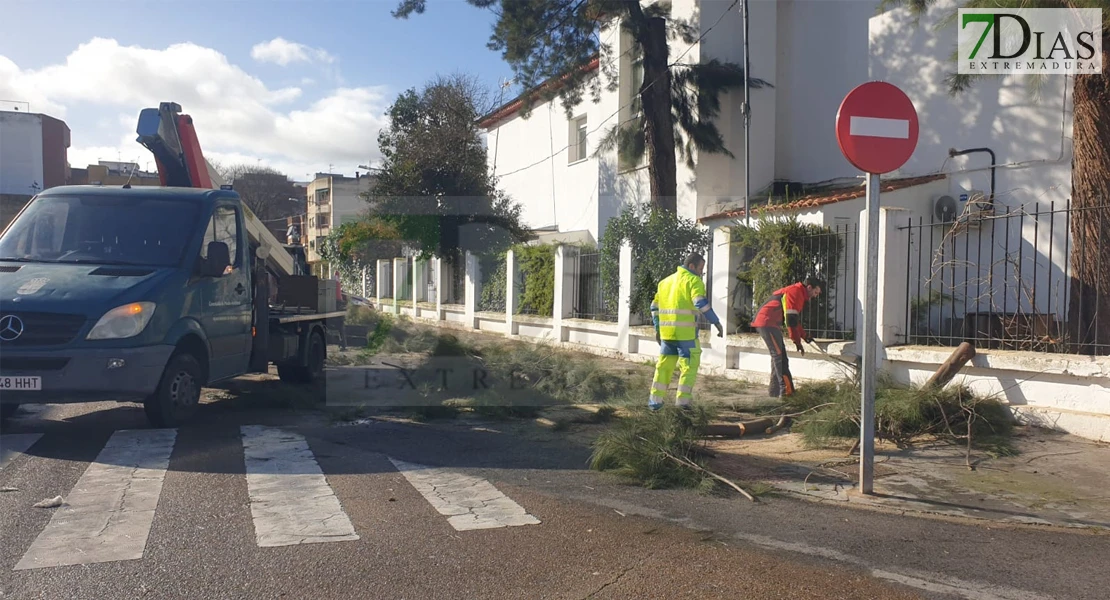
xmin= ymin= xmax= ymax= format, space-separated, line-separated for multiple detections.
xmin=478 ymin=55 xmax=601 ymax=129
xmin=698 ymin=174 xmax=948 ymax=223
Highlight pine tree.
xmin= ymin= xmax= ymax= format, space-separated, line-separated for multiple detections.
xmin=366 ymin=73 xmax=532 ymax=263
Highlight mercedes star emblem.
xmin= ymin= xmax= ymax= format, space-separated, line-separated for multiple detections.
xmin=0 ymin=315 xmax=24 ymax=341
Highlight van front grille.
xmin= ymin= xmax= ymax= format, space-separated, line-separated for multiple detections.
xmin=0 ymin=312 xmax=87 ymax=346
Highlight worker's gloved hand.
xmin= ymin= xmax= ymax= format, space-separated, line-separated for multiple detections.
xmin=714 ymin=323 xmax=724 ymax=338
xmin=655 ymin=331 xmax=661 ymax=345
xmin=795 ymin=341 xmax=805 ymax=354
xmin=804 ymin=335 xmax=815 ymax=344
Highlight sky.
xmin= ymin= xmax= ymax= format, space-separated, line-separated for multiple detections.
xmin=0 ymin=0 xmax=520 ymax=183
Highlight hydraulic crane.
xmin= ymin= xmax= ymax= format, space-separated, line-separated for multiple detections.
xmin=135 ymin=102 xmax=305 ymax=278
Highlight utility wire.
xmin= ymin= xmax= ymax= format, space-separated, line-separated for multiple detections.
xmin=494 ymin=1 xmax=740 ymax=180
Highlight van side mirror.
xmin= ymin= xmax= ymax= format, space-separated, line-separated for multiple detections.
xmin=201 ymin=241 xmax=230 ymax=277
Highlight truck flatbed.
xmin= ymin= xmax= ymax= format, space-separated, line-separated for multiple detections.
xmin=270 ymin=310 xmax=347 ymax=324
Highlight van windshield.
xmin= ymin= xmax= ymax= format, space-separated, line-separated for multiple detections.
xmin=0 ymin=194 xmax=201 ymax=267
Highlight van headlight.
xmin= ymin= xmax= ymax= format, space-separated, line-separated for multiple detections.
xmin=86 ymin=302 xmax=156 ymax=340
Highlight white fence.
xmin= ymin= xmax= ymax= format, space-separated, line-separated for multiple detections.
xmin=351 ymin=217 xmax=1110 ymax=443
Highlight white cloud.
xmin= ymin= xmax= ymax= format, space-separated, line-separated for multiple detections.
xmin=251 ymin=37 xmax=335 ymax=67
xmin=0 ymin=38 xmax=388 ymax=178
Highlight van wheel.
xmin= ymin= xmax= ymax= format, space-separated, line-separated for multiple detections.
xmin=277 ymin=331 xmax=325 ymax=384
xmin=144 ymin=353 xmax=203 ymax=428
xmin=304 ymin=331 xmax=326 ymax=383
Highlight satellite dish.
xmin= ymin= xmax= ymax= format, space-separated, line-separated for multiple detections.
xmin=934 ymin=195 xmax=958 ymax=222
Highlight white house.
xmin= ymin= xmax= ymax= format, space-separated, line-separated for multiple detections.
xmin=480 ymin=0 xmax=901 ymax=243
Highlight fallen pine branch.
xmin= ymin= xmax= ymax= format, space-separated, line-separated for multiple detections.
xmin=636 ymin=435 xmax=756 ymax=502
xmin=662 ymin=450 xmax=756 ymax=502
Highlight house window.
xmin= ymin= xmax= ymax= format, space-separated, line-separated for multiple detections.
xmin=568 ymin=115 xmax=588 ymax=163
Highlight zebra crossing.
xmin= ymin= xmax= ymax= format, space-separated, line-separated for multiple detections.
xmin=0 ymin=424 xmax=542 ymax=571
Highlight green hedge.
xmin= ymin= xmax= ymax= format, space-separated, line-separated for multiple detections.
xmin=478 ymin=251 xmax=508 ymax=312
xmin=599 ymin=206 xmax=711 ymax=319
xmin=731 ymin=215 xmax=845 ymax=335
xmin=515 ymin=244 xmax=556 ymax=316
xmin=476 ymin=244 xmax=558 ymax=316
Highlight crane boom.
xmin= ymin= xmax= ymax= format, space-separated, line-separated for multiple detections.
xmin=135 ymin=102 xmax=297 ymax=278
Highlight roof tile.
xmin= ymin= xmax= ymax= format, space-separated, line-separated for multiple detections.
xmin=699 ymin=174 xmax=946 ymax=222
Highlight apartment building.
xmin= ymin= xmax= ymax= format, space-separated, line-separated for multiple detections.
xmin=304 ymin=171 xmax=377 ymax=264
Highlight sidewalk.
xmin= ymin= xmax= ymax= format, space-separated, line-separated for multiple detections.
xmin=705 ymin=414 xmax=1110 ymax=531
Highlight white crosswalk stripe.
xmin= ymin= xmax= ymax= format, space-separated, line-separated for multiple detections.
xmin=0 ymin=433 xmax=42 ymax=471
xmin=240 ymin=425 xmax=359 ymax=547
xmin=14 ymin=429 xmax=177 ymax=570
xmin=389 ymin=457 xmax=541 ymax=531
xmin=6 ymin=426 xmax=543 ymax=570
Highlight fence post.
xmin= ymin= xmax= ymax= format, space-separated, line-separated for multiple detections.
xmin=361 ymin=265 xmax=367 ymax=298
xmin=412 ymin=258 xmax=422 ymax=314
xmin=393 ymin=257 xmax=405 ymax=315
xmin=435 ymin=257 xmax=444 ymax=321
xmin=505 ymin=249 xmax=517 ymax=338
xmin=857 ymin=207 xmax=911 ymax=367
xmin=376 ymin=259 xmax=386 ymax=311
xmin=707 ymin=226 xmax=735 ymax=369
xmin=616 ymin=241 xmax=633 ymax=354
xmin=553 ymin=244 xmax=575 ymax=343
xmin=465 ymin=251 xmax=478 ymax=329
xmin=877 ymin=207 xmax=911 ymax=350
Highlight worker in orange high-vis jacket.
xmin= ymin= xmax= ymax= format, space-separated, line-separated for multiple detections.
xmin=648 ymin=252 xmax=723 ymax=411
xmin=750 ymin=277 xmax=823 ymax=397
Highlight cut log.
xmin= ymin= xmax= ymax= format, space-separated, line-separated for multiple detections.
xmin=923 ymin=342 xmax=976 ymax=390
xmin=700 ymin=418 xmax=775 ymax=438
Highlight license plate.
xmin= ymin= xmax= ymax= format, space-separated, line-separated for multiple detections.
xmin=0 ymin=376 xmax=41 ymax=391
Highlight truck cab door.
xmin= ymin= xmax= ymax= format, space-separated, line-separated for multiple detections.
xmin=197 ymin=203 xmax=253 ymax=381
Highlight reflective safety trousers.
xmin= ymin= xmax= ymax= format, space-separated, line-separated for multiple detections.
xmin=650 ymin=266 xmax=720 ymax=341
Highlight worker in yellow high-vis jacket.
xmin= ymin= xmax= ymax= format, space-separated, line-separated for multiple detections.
xmin=648 ymin=252 xmax=723 ymax=411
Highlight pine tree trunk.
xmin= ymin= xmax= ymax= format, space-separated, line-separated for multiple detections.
xmin=1066 ymin=28 xmax=1110 ymax=355
xmin=639 ymin=15 xmax=678 ymax=214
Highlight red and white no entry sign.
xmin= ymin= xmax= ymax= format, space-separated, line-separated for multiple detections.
xmin=835 ymin=81 xmax=919 ymax=174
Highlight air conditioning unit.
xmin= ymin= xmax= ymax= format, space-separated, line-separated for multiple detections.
xmin=932 ymin=189 xmax=992 ymax=228
xmin=960 ymin=189 xmax=992 ymax=215
xmin=932 ymin=194 xmax=959 ymax=223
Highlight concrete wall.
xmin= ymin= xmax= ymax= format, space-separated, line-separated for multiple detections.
xmin=0 ymin=112 xmax=44 ymax=195
xmin=360 ymin=227 xmax=1110 ymax=443
xmin=39 ymin=115 xmax=70 ymax=189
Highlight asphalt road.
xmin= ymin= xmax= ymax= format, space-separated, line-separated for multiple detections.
xmin=1 ymin=397 xmax=1107 ymax=600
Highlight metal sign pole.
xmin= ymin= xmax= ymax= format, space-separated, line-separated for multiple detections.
xmin=859 ymin=171 xmax=880 ymax=494
xmin=740 ymin=0 xmax=751 ymax=226
xmin=835 ymin=81 xmax=918 ymax=496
